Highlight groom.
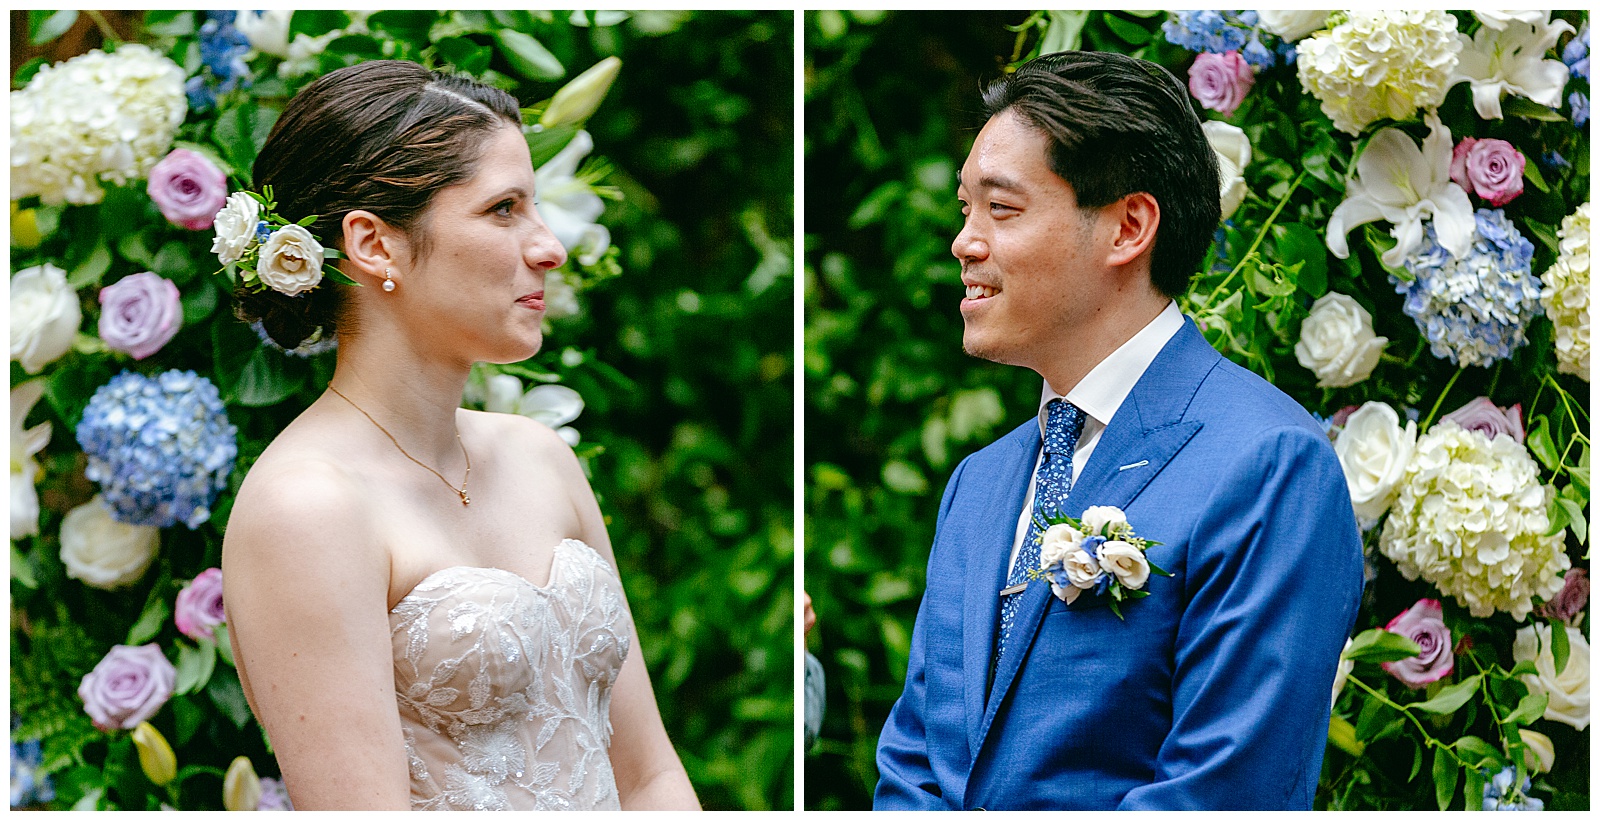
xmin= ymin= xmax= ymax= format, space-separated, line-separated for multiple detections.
xmin=874 ymin=51 xmax=1365 ymax=810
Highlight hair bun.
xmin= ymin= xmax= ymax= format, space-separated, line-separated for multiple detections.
xmin=233 ymin=284 xmax=339 ymax=350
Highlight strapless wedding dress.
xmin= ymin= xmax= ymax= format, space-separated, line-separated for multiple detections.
xmin=388 ymin=539 xmax=633 ymax=810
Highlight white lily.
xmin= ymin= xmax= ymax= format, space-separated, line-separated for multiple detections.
xmin=1326 ymin=112 xmax=1474 ymax=267
xmin=234 ymin=9 xmax=292 ymax=58
xmin=519 ymin=385 xmax=584 ymax=446
xmin=535 ymin=130 xmax=611 ymax=267
xmin=10 ymin=379 xmax=51 ymax=540
xmin=1450 ymin=11 xmax=1575 ymax=119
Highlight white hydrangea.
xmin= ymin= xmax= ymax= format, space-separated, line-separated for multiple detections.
xmin=1296 ymin=11 xmax=1462 ymax=135
xmin=1540 ymin=202 xmax=1589 ymax=381
xmin=10 ymin=44 xmax=186 ymax=205
xmin=1379 ymin=422 xmax=1569 ymax=621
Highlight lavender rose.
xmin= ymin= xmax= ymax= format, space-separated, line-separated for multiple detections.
xmin=1439 ymin=396 xmax=1525 ymax=444
xmin=1188 ymin=51 xmax=1254 ymax=118
xmin=174 ymin=567 xmax=225 ymax=640
xmin=1381 ymin=598 xmax=1455 ymax=689
xmin=98 ymin=272 xmax=182 ymax=360
xmin=1449 ymin=137 xmax=1526 ymax=207
xmin=78 ymin=644 xmax=177 ymax=731
xmin=1535 ymin=568 xmax=1589 ymax=625
xmin=147 ymin=149 xmax=228 ymax=231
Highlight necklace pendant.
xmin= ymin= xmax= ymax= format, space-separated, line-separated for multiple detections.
xmin=461 ymin=491 xmax=471 ymax=506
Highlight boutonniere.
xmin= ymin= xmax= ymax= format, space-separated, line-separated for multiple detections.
xmin=1028 ymin=505 xmax=1172 ymax=620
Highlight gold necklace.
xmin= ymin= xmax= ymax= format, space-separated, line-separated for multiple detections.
xmin=327 ymin=384 xmax=472 ymax=506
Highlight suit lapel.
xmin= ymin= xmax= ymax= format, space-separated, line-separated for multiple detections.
xmin=958 ymin=422 xmax=1038 ymax=760
xmin=972 ymin=319 xmax=1222 ymax=758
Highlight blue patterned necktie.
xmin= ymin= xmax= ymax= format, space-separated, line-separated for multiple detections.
xmin=995 ymin=398 xmax=1085 ymax=672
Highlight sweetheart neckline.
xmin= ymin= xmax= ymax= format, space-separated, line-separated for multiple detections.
xmin=389 ymin=538 xmax=597 ymax=613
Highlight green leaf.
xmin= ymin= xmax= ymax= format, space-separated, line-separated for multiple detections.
xmin=10 ymin=543 xmax=38 ymax=589
xmin=366 ymin=10 xmax=437 ymax=41
xmin=142 ymin=10 xmax=196 ymax=37
xmin=436 ymin=36 xmax=493 ymax=76
xmin=12 ymin=56 xmax=48 ymax=88
xmin=1550 ymin=621 xmax=1570 ymax=676
xmin=215 ymin=624 xmax=235 ymax=667
xmin=67 ymin=240 xmax=112 ymax=289
xmin=212 ymin=103 xmax=281 ymax=175
xmin=1521 ymin=158 xmax=1549 ymax=193
xmin=288 ymin=10 xmax=350 ymax=40
xmin=206 ymin=669 xmax=253 ymax=729
xmin=1327 ymin=714 xmax=1365 ymax=756
xmin=1546 ymin=494 xmax=1572 ymax=537
xmin=1343 ymin=627 xmax=1422 ymax=663
xmin=1506 ymin=660 xmax=1539 ymax=678
xmin=1453 ymin=734 xmax=1501 ymax=767
xmin=125 ymin=594 xmax=171 ymax=645
xmin=848 ymin=181 xmax=906 ymax=230
xmin=1411 ymin=674 xmax=1483 ymax=714
xmin=1272 ymin=223 xmax=1328 ymax=297
xmin=1434 ymin=746 xmax=1459 ymax=810
xmin=1526 ymin=417 xmax=1559 ymax=471
xmin=29 ymin=10 xmax=78 ymax=45
xmin=1101 ymin=13 xmax=1152 ymax=45
xmin=881 ymin=460 xmax=928 ymax=495
xmin=171 ymin=696 xmax=204 ymax=746
xmin=182 ymin=277 xmax=219 ymax=327
xmin=1501 ymin=691 xmax=1550 ymax=726
xmin=1502 ymin=95 xmax=1566 ymax=122
xmin=494 ymin=30 xmax=565 ymax=81
xmin=525 ymin=123 xmax=580 ymax=169
xmin=175 ymin=639 xmax=217 ymax=696
xmin=233 ymin=347 xmax=303 ymax=407
xmin=1555 ymin=498 xmax=1586 ymax=544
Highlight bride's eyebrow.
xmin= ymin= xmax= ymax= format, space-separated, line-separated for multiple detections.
xmin=481 ymin=186 xmax=530 ymax=205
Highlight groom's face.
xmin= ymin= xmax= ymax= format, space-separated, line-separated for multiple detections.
xmin=953 ymin=109 xmax=1109 ymax=370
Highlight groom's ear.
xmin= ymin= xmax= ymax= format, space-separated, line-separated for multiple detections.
xmin=1102 ymin=191 xmax=1160 ymax=271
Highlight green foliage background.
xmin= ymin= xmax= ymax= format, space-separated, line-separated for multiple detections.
xmin=805 ymin=9 xmax=1589 ymax=811
xmin=10 ymin=9 xmax=792 ymax=811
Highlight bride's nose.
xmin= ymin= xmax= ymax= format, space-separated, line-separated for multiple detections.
xmin=525 ymin=208 xmax=568 ymax=270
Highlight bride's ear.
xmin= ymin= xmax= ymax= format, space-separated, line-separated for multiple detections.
xmin=341 ymin=210 xmax=403 ymax=287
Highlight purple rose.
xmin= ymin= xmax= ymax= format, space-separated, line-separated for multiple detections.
xmin=174 ymin=567 xmax=226 ymax=640
xmin=1381 ymin=599 xmax=1455 ymax=689
xmin=1449 ymin=138 xmax=1525 ymax=207
xmin=1440 ymin=396 xmax=1524 ymax=444
xmin=147 ymin=149 xmax=228 ymax=231
xmin=98 ymin=272 xmax=182 ymax=360
xmin=1535 ymin=569 xmax=1589 ymax=625
xmin=78 ymin=644 xmax=177 ymax=731
xmin=1188 ymin=51 xmax=1254 ymax=118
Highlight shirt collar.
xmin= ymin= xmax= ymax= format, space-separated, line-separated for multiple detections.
xmin=1038 ymin=300 xmax=1185 ymax=436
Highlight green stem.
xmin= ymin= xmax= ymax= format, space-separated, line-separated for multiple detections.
xmin=1419 ymin=367 xmax=1464 ymax=433
xmin=83 ymin=9 xmax=118 ymax=43
xmin=1348 ymin=674 xmax=1467 ymax=768
xmin=1199 ymin=170 xmax=1308 ymax=309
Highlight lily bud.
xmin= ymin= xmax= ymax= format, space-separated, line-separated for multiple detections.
xmin=11 ymin=201 xmax=42 ymax=249
xmin=1519 ymin=729 xmax=1555 ymax=773
xmin=222 ymin=756 xmax=261 ymax=812
xmin=539 ymin=56 xmax=622 ymax=127
xmin=131 ymin=722 xmax=176 ymax=786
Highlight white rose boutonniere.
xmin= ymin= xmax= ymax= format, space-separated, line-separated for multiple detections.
xmin=60 ymin=496 xmax=160 ymax=589
xmin=1295 ymin=292 xmax=1387 ymax=388
xmin=1334 ymin=401 xmax=1418 ymax=527
xmin=256 ymin=224 xmax=325 ymax=297
xmin=1030 ymin=504 xmax=1169 ymax=619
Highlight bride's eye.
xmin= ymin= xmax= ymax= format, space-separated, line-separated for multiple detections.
xmin=490 ymin=199 xmax=515 ymax=217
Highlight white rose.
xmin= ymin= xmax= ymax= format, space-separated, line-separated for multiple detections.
xmin=210 ymin=192 xmax=260 ymax=265
xmin=234 ymin=10 xmax=291 ymax=58
xmin=1037 ymin=523 xmax=1084 ymax=570
xmin=1258 ymin=10 xmax=1332 ymax=42
xmin=1334 ymin=402 xmax=1417 ymax=525
xmin=1518 ymin=729 xmax=1554 ymax=773
xmin=60 ymin=496 xmax=160 ymax=589
xmin=1062 ymin=546 xmax=1102 ymax=589
xmin=1513 ymin=623 xmax=1590 ymax=731
xmin=1096 ymin=540 xmax=1151 ymax=590
xmin=1202 ymin=121 xmax=1252 ymax=220
xmin=1079 ymin=506 xmax=1128 ymax=537
xmin=10 ymin=263 xmax=82 ymax=374
xmin=1295 ymin=292 xmax=1387 ymax=388
xmin=1332 ymin=638 xmax=1355 ymax=707
xmin=256 ymin=224 xmax=325 ymax=297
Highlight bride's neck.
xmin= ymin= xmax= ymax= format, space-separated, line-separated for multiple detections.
xmin=325 ymin=327 xmax=471 ymax=462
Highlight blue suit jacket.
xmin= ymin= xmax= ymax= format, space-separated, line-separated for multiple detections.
xmin=874 ymin=319 xmax=1364 ymax=810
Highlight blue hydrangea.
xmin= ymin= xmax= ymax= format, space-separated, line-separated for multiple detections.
xmin=1563 ymin=21 xmax=1589 ymax=83
xmin=250 ymin=320 xmax=339 ymax=358
xmin=10 ymin=737 xmax=52 ymax=807
xmin=1482 ymin=766 xmax=1543 ymax=811
xmin=1570 ymin=91 xmax=1588 ymax=128
xmin=1394 ymin=209 xmax=1542 ymax=368
xmin=1163 ymin=11 xmax=1287 ymax=67
xmin=1541 ymin=150 xmax=1571 ymax=171
xmin=75 ymin=370 xmax=237 ymax=529
xmin=188 ymin=11 xmax=251 ymax=111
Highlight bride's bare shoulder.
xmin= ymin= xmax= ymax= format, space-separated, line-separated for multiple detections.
xmin=223 ymin=432 xmax=377 ymax=572
xmin=461 ymin=407 xmax=579 ymax=465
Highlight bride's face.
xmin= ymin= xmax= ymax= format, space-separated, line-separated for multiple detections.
xmin=402 ymin=124 xmax=568 ymax=365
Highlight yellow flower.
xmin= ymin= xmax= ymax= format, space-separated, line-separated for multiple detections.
xmin=10 ymin=202 xmax=42 ymax=249
xmin=131 ymin=722 xmax=176 ymax=786
xmin=222 ymin=756 xmax=261 ymax=811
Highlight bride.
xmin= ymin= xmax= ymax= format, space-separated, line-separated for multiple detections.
xmin=220 ymin=60 xmax=700 ymax=810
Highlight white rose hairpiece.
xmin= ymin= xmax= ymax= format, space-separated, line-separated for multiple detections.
xmin=210 ymin=186 xmax=356 ymax=297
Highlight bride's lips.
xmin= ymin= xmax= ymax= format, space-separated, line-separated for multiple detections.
xmin=517 ymin=291 xmax=545 ymax=311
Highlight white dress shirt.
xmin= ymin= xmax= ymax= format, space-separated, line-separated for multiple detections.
xmin=1005 ymin=300 xmax=1186 ymax=577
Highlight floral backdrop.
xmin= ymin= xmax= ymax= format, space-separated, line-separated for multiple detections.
xmin=805 ymin=9 xmax=1588 ymax=810
xmin=11 ymin=9 xmax=794 ymax=810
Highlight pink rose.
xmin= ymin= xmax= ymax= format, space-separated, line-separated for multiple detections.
xmin=1188 ymin=52 xmax=1254 ymax=118
xmin=1381 ymin=599 xmax=1455 ymax=689
xmin=174 ymin=567 xmax=226 ymax=640
xmin=1449 ymin=137 xmax=1526 ymax=207
xmin=1439 ymin=396 xmax=1524 ymax=443
xmin=1330 ymin=404 xmax=1361 ymax=428
xmin=78 ymin=644 xmax=177 ymax=731
xmin=1535 ymin=569 xmax=1589 ymax=626
xmin=98 ymin=272 xmax=182 ymax=360
xmin=147 ymin=149 xmax=228 ymax=231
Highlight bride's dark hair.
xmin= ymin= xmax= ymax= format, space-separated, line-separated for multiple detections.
xmin=240 ymin=60 xmax=521 ymax=348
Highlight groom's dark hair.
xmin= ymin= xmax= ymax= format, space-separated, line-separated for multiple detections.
xmin=981 ymin=51 xmax=1221 ymax=298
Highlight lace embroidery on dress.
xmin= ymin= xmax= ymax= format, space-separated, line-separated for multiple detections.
xmin=389 ymin=539 xmax=633 ymax=811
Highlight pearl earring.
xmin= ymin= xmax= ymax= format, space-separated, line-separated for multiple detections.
xmin=382 ymin=268 xmax=396 ymax=292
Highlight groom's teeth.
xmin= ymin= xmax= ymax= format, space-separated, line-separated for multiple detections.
xmin=965 ymin=285 xmax=998 ymax=299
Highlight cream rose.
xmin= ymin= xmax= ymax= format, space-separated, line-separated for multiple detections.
xmin=1334 ymin=402 xmax=1417 ymax=525
xmin=1513 ymin=623 xmax=1590 ymax=731
xmin=1202 ymin=120 xmax=1252 ymax=220
xmin=1079 ymin=506 xmax=1128 ymax=537
xmin=256 ymin=224 xmax=325 ymax=296
xmin=1038 ymin=523 xmax=1084 ymax=570
xmin=1258 ymin=10 xmax=1331 ymax=42
xmin=10 ymin=263 xmax=83 ymax=374
xmin=210 ymin=192 xmax=260 ymax=265
xmin=1295 ymin=292 xmax=1387 ymax=388
xmin=1096 ymin=540 xmax=1151 ymax=590
xmin=60 ymin=496 xmax=160 ymax=589
xmin=1062 ymin=547 xmax=1103 ymax=590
